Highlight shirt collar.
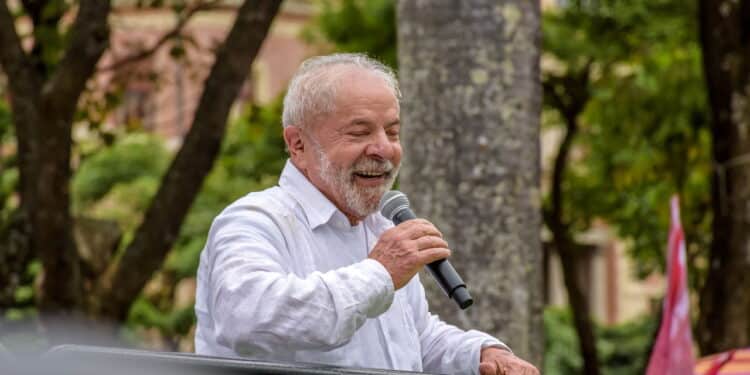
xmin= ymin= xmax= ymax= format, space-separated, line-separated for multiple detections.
xmin=279 ymin=159 xmax=340 ymax=229
xmin=278 ymin=160 xmax=395 ymax=233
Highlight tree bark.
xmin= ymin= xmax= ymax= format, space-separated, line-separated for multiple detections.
xmin=697 ymin=0 xmax=750 ymax=354
xmin=397 ymin=0 xmax=544 ymax=365
xmin=0 ymin=0 xmax=112 ymax=312
xmin=93 ymin=0 xmax=283 ymax=320
xmin=0 ymin=1 xmax=43 ymax=306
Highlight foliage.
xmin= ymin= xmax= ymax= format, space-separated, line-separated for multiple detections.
xmin=2 ymin=0 xmax=282 ymax=328
xmin=544 ymin=308 xmax=657 ymax=375
xmin=542 ymin=0 xmax=711 ymax=288
xmin=0 ymin=100 xmax=18 ymax=223
xmin=128 ymin=299 xmax=196 ymax=339
xmin=73 ymin=133 xmax=170 ymax=209
xmin=303 ymin=0 xmax=397 ymax=69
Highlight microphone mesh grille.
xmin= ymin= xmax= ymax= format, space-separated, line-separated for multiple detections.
xmin=379 ymin=190 xmax=410 ymax=221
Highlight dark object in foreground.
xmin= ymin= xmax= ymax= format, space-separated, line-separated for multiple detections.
xmin=1 ymin=345 xmax=436 ymax=375
xmin=379 ymin=190 xmax=473 ymax=309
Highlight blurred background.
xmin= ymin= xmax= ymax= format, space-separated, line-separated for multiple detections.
xmin=0 ymin=0 xmax=747 ymax=374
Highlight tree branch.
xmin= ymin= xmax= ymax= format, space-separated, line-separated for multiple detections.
xmin=98 ymin=0 xmax=221 ymax=72
xmin=0 ymin=0 xmax=43 ymax=228
xmin=20 ymin=0 xmax=69 ymax=77
xmin=550 ymin=111 xmax=578 ymax=230
xmin=0 ymin=1 xmax=38 ymax=95
xmin=542 ymin=77 xmax=568 ymax=116
xmin=30 ymin=0 xmax=111 ymax=312
xmin=41 ymin=0 xmax=111 ymax=122
xmin=543 ymin=61 xmax=597 ymax=375
xmin=95 ymin=0 xmax=283 ymax=320
xmin=20 ymin=0 xmax=47 ymax=23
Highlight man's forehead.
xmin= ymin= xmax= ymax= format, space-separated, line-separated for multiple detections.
xmin=304 ymin=65 xmax=399 ymax=130
xmin=330 ymin=66 xmax=393 ymax=92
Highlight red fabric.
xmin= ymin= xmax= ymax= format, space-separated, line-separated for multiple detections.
xmin=645 ymin=196 xmax=695 ymax=375
xmin=705 ymin=350 xmax=735 ymax=375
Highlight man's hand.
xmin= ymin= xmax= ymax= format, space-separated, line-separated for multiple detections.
xmin=369 ymin=219 xmax=450 ymax=290
xmin=479 ymin=347 xmax=539 ymax=375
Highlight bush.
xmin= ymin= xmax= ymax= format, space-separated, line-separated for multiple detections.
xmin=544 ymin=307 xmax=657 ymax=375
xmin=72 ymin=133 xmax=170 ymax=207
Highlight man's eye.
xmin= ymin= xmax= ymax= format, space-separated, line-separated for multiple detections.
xmin=348 ymin=131 xmax=369 ymax=137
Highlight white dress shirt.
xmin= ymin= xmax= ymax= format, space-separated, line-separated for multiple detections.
xmin=195 ymin=160 xmax=508 ymax=374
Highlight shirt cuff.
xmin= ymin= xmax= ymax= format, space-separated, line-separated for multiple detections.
xmin=481 ymin=339 xmax=512 ymax=353
xmin=474 ymin=337 xmax=513 ymax=375
xmin=359 ymin=258 xmax=395 ymax=318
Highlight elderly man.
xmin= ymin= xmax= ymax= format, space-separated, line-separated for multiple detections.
xmin=195 ymin=53 xmax=538 ymax=375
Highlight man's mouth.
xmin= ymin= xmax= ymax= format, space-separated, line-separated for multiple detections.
xmin=353 ymin=170 xmax=390 ymax=180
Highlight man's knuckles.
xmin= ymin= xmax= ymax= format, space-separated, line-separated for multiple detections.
xmin=478 ymin=362 xmax=497 ymax=375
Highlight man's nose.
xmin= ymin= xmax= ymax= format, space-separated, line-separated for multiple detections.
xmin=365 ymin=130 xmax=394 ymax=160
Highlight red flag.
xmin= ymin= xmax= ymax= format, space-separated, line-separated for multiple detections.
xmin=645 ymin=195 xmax=695 ymax=375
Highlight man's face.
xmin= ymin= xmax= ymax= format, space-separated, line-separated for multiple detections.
xmin=291 ymin=69 xmax=402 ymax=222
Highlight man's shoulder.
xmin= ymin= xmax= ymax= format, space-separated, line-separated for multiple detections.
xmin=218 ymin=185 xmax=299 ymax=221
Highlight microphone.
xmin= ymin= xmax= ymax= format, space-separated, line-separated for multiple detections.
xmin=379 ymin=190 xmax=473 ymax=309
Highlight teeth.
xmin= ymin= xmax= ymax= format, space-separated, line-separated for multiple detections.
xmin=357 ymin=171 xmax=387 ymax=177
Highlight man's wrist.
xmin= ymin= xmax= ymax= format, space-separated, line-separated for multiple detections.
xmin=480 ymin=340 xmax=512 ymax=353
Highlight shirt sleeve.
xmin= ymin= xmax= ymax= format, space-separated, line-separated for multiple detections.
xmin=205 ymin=204 xmax=395 ymax=357
xmin=406 ymin=276 xmax=511 ymax=375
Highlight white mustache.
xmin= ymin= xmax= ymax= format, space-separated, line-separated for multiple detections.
xmin=351 ymin=158 xmax=394 ymax=175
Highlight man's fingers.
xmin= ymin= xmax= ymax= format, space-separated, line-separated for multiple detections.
xmin=417 ymin=248 xmax=451 ymax=264
xmin=414 ymin=235 xmax=448 ymax=250
xmin=479 ymin=362 xmax=497 ymax=375
xmin=396 ymin=220 xmax=442 ymax=240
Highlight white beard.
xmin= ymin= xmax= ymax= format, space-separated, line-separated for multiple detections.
xmin=313 ymin=142 xmax=399 ymax=218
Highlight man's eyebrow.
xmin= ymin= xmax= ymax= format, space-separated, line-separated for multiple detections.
xmin=386 ymin=120 xmax=400 ymax=126
xmin=347 ymin=118 xmax=373 ymax=126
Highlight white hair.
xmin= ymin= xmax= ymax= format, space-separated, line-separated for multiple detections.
xmin=282 ymin=53 xmax=400 ymax=129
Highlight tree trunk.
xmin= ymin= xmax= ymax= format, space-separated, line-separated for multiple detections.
xmin=0 ymin=0 xmax=112 ymax=313
xmin=397 ymin=0 xmax=544 ymax=365
xmin=697 ymin=0 xmax=750 ymax=354
xmin=93 ymin=0 xmax=283 ymax=320
xmin=543 ymin=70 xmax=600 ymax=374
xmin=546 ymin=120 xmax=600 ymax=375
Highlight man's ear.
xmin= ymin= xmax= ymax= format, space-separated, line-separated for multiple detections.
xmin=283 ymin=125 xmax=307 ymax=170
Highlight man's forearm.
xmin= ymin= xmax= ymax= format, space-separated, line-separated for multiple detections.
xmin=211 ymin=258 xmax=394 ymax=354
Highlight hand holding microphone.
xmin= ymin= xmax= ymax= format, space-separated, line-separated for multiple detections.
xmin=368 ymin=218 xmax=451 ymax=289
xmin=369 ymin=190 xmax=473 ymax=309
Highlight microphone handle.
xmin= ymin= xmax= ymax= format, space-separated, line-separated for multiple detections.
xmin=392 ymin=209 xmax=474 ymax=309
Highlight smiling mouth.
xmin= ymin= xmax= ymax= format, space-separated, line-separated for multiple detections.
xmin=353 ymin=171 xmax=390 ymax=179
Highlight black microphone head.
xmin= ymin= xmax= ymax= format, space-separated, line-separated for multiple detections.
xmin=379 ymin=190 xmax=410 ymax=221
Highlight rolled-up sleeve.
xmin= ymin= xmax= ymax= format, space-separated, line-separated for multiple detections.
xmin=206 ymin=205 xmax=395 ymax=356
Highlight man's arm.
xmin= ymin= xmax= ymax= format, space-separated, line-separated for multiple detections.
xmin=405 ymin=276 xmax=537 ymax=375
xmin=204 ymin=204 xmax=394 ymax=355
xmin=404 ymin=276 xmax=508 ymax=375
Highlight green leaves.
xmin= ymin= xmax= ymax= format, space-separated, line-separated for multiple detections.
xmin=304 ymin=0 xmax=397 ymax=69
xmin=544 ymin=307 xmax=657 ymax=375
xmin=543 ymin=0 xmax=711 ymax=281
xmin=72 ymin=133 xmax=170 ymax=208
